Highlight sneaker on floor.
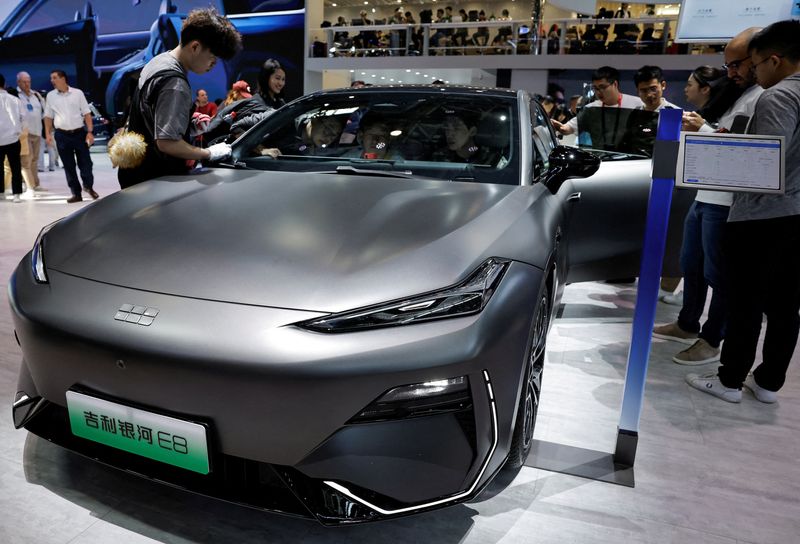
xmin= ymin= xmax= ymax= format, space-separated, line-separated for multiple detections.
xmin=686 ymin=371 xmax=742 ymax=403
xmin=660 ymin=291 xmax=683 ymax=306
xmin=673 ymin=339 xmax=721 ymax=365
xmin=12 ymin=194 xmax=22 ymax=203
xmin=653 ymin=322 xmax=698 ymax=344
xmin=33 ymin=186 xmax=48 ymax=192
xmin=744 ymin=374 xmax=778 ymax=404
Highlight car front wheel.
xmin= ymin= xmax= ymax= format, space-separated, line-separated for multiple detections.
xmin=505 ymin=282 xmax=549 ymax=470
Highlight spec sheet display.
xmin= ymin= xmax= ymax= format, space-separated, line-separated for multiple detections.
xmin=676 ymin=132 xmax=785 ymax=194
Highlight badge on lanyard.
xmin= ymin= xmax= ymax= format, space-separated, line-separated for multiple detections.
xmin=27 ymin=103 xmax=34 ymax=111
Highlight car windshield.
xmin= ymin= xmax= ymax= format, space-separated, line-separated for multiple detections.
xmin=234 ymin=91 xmax=520 ymax=185
xmin=575 ymin=107 xmax=661 ymax=159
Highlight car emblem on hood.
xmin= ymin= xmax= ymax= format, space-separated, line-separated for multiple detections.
xmin=114 ymin=304 xmax=159 ymax=326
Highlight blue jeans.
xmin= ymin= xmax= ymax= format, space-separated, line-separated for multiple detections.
xmin=677 ymin=201 xmax=729 ymax=347
xmin=54 ymin=129 xmax=93 ymax=197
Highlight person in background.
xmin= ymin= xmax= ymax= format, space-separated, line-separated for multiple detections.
xmin=222 ymin=80 xmax=252 ymax=106
xmin=655 ymin=28 xmax=764 ymax=366
xmin=0 ymin=72 xmax=26 ymax=203
xmin=633 ymin=65 xmax=677 ymax=111
xmin=43 ymin=69 xmax=97 ymax=203
xmin=16 ymin=71 xmax=46 ymax=195
xmin=260 ymin=58 xmax=287 ymax=109
xmin=194 ymin=89 xmax=218 ymax=118
xmin=551 ymin=66 xmax=644 ymax=136
xmin=686 ymin=20 xmax=800 ymax=403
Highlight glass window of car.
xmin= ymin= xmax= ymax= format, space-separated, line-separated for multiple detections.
xmin=236 ymin=92 xmax=520 ymax=185
xmin=530 ymin=100 xmax=556 ymax=179
xmin=575 ymin=107 xmax=660 ymax=159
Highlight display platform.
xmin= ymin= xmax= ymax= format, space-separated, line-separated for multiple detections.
xmin=1 ymin=154 xmax=799 ymax=542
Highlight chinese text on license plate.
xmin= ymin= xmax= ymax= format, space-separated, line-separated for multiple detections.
xmin=66 ymin=390 xmax=209 ymax=474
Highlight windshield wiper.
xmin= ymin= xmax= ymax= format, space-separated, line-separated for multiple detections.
xmin=331 ymin=165 xmax=415 ymax=179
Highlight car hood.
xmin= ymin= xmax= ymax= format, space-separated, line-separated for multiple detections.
xmin=45 ymin=168 xmax=532 ymax=312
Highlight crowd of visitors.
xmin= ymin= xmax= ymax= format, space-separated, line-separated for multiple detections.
xmin=315 ymin=3 xmax=686 ymax=57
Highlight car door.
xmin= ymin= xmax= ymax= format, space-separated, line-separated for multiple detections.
xmin=532 ymin=104 xmax=691 ymax=284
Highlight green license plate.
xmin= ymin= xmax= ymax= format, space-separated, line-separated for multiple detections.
xmin=66 ymin=391 xmax=210 ymax=475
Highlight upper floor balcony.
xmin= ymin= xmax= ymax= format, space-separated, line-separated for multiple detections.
xmin=306 ymin=15 xmax=724 ymax=73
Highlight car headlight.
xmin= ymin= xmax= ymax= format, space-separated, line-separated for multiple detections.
xmin=298 ymin=258 xmax=510 ymax=333
xmin=31 ymin=220 xmax=60 ymax=284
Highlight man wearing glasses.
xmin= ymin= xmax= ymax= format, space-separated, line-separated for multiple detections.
xmin=654 ymin=28 xmax=763 ymax=366
xmin=551 ymin=66 xmax=643 ymax=136
xmin=686 ymin=20 xmax=800 ymax=404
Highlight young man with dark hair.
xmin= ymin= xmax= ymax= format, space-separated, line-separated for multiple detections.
xmin=552 ymin=65 xmax=644 ymax=136
xmin=685 ymin=20 xmax=800 ymax=403
xmin=44 ymin=69 xmax=97 ymax=202
xmin=118 ymin=7 xmax=241 ymax=188
xmin=633 ymin=65 xmax=677 ymax=111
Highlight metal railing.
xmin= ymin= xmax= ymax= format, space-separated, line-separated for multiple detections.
xmin=311 ymin=16 xmax=684 ymax=58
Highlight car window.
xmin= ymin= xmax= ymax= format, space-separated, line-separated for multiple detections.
xmin=237 ymin=92 xmax=520 ymax=185
xmin=530 ymin=101 xmax=556 ymax=179
xmin=575 ymin=107 xmax=660 ymax=158
xmin=16 ymin=0 xmax=223 ymax=35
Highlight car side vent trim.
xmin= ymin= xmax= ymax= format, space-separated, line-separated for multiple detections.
xmin=323 ymin=369 xmax=498 ymax=515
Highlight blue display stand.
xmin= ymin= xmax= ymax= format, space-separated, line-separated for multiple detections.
xmin=529 ymin=109 xmax=683 ymax=487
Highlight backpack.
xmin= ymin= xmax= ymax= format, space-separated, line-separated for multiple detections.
xmin=118 ymin=68 xmax=191 ymax=188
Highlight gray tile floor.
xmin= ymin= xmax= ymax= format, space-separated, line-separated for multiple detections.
xmin=1 ymin=153 xmax=798 ymax=543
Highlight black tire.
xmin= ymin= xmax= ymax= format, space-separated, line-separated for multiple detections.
xmin=505 ymin=282 xmax=549 ymax=470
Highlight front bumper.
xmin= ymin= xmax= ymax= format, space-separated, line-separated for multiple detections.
xmin=9 ymin=257 xmax=543 ymax=523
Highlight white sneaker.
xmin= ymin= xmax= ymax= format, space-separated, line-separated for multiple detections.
xmin=12 ymin=194 xmax=22 ymax=203
xmin=660 ymin=291 xmax=683 ymax=306
xmin=33 ymin=186 xmax=48 ymax=192
xmin=686 ymin=371 xmax=742 ymax=403
xmin=744 ymin=374 xmax=777 ymax=404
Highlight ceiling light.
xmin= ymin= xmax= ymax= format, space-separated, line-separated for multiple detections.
xmin=349 ymin=70 xmax=354 ymax=73
xmin=390 ymin=78 xmax=395 ymax=81
xmin=415 ymin=72 xmax=420 ymax=75
xmin=380 ymin=76 xmax=386 ymax=80
xmin=405 ymin=69 xmax=411 ymax=72
xmin=361 ymin=72 xmax=366 ymax=75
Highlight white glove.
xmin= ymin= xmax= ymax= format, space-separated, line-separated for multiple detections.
xmin=206 ymin=142 xmax=232 ymax=162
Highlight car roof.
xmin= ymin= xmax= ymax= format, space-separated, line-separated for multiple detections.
xmin=309 ymin=85 xmax=519 ymax=100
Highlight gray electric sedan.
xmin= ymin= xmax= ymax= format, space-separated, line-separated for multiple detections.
xmin=10 ymin=85 xmax=685 ymax=525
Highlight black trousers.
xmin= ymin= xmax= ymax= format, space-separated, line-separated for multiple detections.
xmin=718 ymin=215 xmax=800 ymax=391
xmin=0 ymin=140 xmax=24 ymax=195
xmin=54 ymin=129 xmax=93 ymax=196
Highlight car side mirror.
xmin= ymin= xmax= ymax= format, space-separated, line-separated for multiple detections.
xmin=542 ymin=146 xmax=601 ymax=193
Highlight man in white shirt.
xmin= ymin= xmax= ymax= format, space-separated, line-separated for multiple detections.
xmin=634 ymin=65 xmax=678 ymax=111
xmin=44 ymin=69 xmax=97 ymax=203
xmin=0 ymin=72 xmax=27 ymax=203
xmin=551 ymin=66 xmax=644 ymax=136
xmin=654 ymin=28 xmax=763 ymax=366
xmin=16 ymin=71 xmax=46 ymax=194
